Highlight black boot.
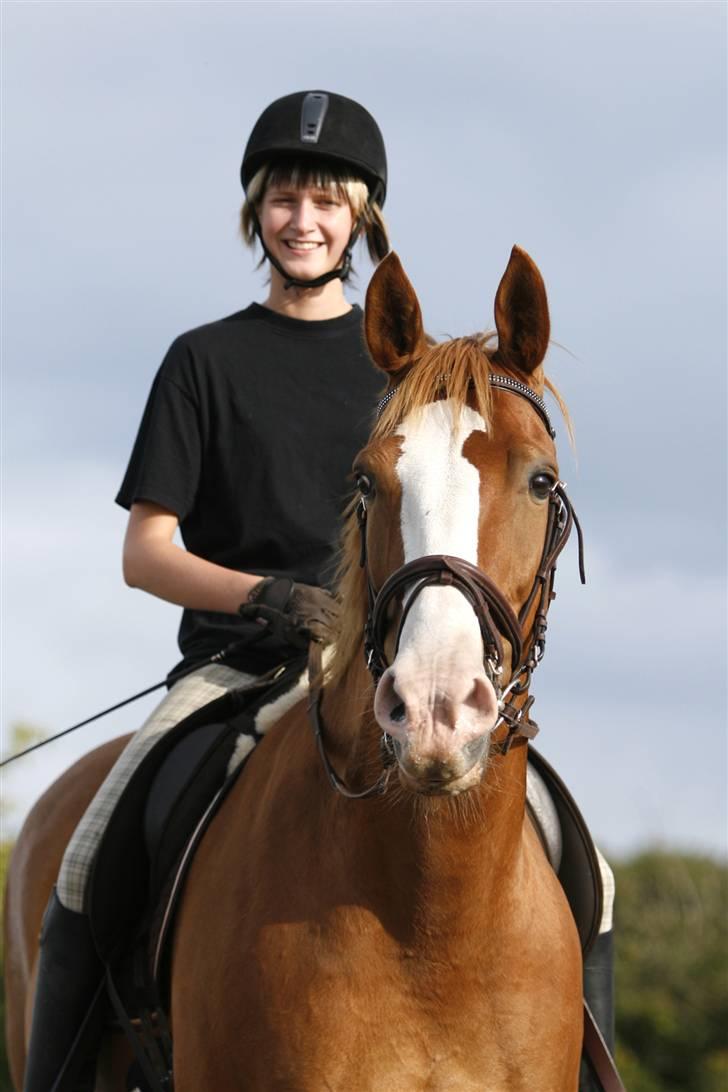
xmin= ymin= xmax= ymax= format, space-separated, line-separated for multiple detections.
xmin=24 ymin=888 xmax=107 ymax=1092
xmin=579 ymin=929 xmax=616 ymax=1091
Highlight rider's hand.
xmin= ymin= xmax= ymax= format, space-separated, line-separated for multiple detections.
xmin=238 ymin=578 xmax=339 ymax=645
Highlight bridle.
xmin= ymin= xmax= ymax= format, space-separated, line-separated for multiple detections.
xmin=308 ymin=371 xmax=585 ymax=798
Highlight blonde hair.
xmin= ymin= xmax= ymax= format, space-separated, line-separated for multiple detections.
xmin=240 ymin=158 xmax=390 ymax=264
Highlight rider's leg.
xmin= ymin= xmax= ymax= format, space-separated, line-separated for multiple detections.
xmin=23 ymin=889 xmax=105 ymax=1092
xmin=23 ymin=663 xmax=254 ymax=1092
xmin=584 ymin=929 xmax=615 ymax=1050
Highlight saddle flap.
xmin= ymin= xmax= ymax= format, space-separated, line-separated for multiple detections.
xmin=143 ymin=718 xmax=241 ymax=893
xmin=528 ymin=745 xmax=604 ymax=955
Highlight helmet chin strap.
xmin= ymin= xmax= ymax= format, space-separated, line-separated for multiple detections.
xmin=252 ymin=209 xmax=364 ymax=291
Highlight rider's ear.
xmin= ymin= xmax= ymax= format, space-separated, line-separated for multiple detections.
xmin=365 ymin=252 xmax=428 ymax=376
xmin=492 ymin=246 xmax=550 ymax=376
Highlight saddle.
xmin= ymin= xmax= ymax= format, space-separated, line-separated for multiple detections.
xmin=87 ymin=656 xmax=308 ymax=960
xmin=86 ymin=667 xmax=609 ymax=1090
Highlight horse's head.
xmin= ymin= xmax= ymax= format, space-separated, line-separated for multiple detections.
xmin=349 ymin=247 xmax=567 ymax=796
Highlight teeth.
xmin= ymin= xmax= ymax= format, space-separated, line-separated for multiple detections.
xmin=285 ymin=241 xmax=320 ymax=250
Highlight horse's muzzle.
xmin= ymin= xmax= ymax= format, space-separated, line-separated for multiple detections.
xmin=373 ymin=659 xmax=499 ymax=794
xmin=390 ymin=731 xmax=491 ymax=795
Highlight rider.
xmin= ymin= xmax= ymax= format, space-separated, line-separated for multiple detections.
xmin=24 ymin=90 xmax=391 ymax=1092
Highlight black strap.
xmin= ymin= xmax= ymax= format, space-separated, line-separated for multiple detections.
xmin=106 ymin=965 xmax=173 ymax=1092
xmin=307 ymin=641 xmax=393 ymax=799
xmin=583 ymin=1000 xmax=626 ymax=1092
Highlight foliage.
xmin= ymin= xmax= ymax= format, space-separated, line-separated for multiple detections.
xmin=1 ymin=840 xmax=13 ymax=1091
xmin=2 ymin=722 xmax=46 ymax=756
xmin=1 ymin=722 xmax=48 ymax=821
xmin=613 ymin=850 xmax=728 ymax=1092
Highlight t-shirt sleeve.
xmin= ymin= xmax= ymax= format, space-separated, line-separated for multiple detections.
xmin=116 ymin=337 xmax=202 ymax=521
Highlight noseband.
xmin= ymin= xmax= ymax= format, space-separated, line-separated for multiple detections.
xmin=308 ymin=371 xmax=585 ymax=797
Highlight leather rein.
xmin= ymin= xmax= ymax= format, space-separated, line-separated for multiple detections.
xmin=308 ymin=371 xmax=585 ymax=799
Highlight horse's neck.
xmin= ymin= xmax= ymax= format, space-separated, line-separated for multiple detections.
xmin=322 ymin=656 xmax=530 ymax=940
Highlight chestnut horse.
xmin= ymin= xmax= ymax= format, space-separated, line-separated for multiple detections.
xmin=6 ymin=247 xmax=584 ymax=1090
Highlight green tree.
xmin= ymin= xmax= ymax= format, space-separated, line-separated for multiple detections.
xmin=614 ymin=851 xmax=728 ymax=1092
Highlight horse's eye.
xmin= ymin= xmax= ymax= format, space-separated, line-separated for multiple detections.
xmin=356 ymin=473 xmax=374 ymax=498
xmin=529 ymin=472 xmax=555 ymax=500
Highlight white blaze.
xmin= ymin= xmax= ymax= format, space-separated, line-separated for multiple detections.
xmin=374 ymin=400 xmax=499 ymax=780
xmin=396 ymin=399 xmax=485 ymax=652
xmin=398 ymin=400 xmax=483 ymax=560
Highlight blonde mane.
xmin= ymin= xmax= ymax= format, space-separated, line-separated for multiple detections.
xmin=328 ymin=333 xmax=569 ymax=684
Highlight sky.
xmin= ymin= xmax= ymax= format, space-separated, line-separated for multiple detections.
xmin=1 ymin=1 xmax=726 ymax=859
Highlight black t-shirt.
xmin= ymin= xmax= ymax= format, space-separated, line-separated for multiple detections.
xmin=117 ymin=302 xmax=382 ymax=675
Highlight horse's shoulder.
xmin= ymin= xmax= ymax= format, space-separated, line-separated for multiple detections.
xmin=520 ymin=817 xmax=571 ymax=909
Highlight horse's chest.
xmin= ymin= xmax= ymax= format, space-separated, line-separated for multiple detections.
xmin=179 ymin=915 xmax=555 ymax=1090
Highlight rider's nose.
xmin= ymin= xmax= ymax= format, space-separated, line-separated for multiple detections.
xmin=289 ymin=198 xmax=315 ymax=233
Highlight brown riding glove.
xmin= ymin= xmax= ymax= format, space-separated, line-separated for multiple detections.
xmin=239 ymin=577 xmax=340 ymax=647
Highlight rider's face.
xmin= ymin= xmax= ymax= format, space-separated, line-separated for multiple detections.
xmin=258 ymin=183 xmax=354 ymax=282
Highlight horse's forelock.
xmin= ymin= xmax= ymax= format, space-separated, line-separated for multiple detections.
xmin=373 ymin=334 xmax=498 ymax=441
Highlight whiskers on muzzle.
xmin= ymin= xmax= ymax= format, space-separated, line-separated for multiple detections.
xmin=391 ymin=731 xmax=491 ymax=795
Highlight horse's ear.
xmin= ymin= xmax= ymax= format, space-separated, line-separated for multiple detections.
xmin=492 ymin=246 xmax=550 ymax=376
xmin=365 ymin=252 xmax=427 ymax=376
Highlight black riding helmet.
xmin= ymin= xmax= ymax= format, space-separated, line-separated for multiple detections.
xmin=241 ymin=91 xmax=388 ymax=290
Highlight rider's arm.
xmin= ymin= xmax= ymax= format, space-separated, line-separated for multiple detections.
xmin=122 ymin=501 xmax=263 ymax=612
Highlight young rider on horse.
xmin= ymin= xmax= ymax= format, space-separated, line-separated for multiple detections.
xmin=23 ymin=90 xmax=391 ymax=1092
xmin=22 ymin=90 xmax=616 ymax=1092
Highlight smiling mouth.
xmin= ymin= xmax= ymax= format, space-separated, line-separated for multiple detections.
xmin=283 ymin=240 xmax=322 ymax=251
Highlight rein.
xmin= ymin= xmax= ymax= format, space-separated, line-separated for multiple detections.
xmin=308 ymin=371 xmax=585 ymax=795
xmin=308 ymin=640 xmax=395 ymax=799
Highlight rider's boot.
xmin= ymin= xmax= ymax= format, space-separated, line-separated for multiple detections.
xmin=24 ymin=888 xmax=107 ymax=1092
xmin=580 ymin=928 xmax=616 ymax=1092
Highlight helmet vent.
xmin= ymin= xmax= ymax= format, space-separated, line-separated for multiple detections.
xmin=300 ymin=92 xmax=329 ymax=144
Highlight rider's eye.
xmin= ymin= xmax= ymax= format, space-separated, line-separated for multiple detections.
xmin=529 ymin=472 xmax=555 ymax=500
xmin=356 ymin=473 xmax=374 ymax=498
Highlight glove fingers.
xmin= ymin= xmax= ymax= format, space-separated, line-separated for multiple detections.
xmin=240 ymin=579 xmax=339 ymax=647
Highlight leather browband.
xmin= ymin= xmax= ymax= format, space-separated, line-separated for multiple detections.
xmin=376 ymin=371 xmax=556 ymax=439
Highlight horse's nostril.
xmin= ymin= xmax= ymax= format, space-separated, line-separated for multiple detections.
xmin=390 ymin=702 xmax=406 ymax=723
